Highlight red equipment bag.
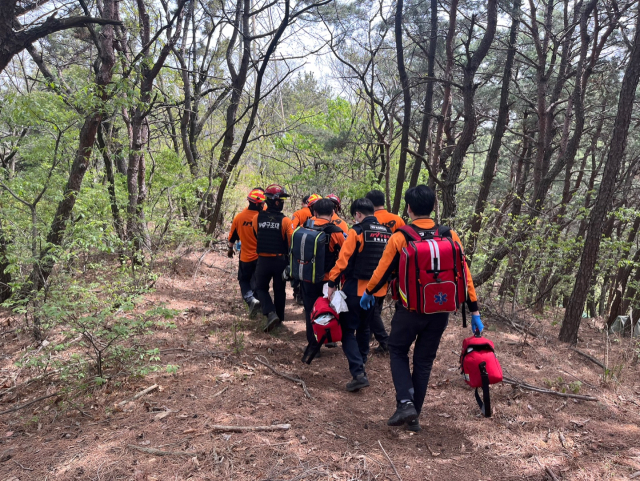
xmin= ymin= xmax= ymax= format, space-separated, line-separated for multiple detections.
xmin=302 ymin=297 xmax=342 ymax=364
xmin=396 ymin=225 xmax=468 ymax=323
xmin=460 ymin=333 xmax=503 ymax=417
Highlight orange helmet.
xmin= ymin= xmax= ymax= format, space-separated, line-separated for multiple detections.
xmin=307 ymin=194 xmax=322 ymax=207
xmin=265 ymin=184 xmax=290 ymax=199
xmin=247 ymin=188 xmax=266 ymax=204
xmin=326 ymin=194 xmax=341 ymax=206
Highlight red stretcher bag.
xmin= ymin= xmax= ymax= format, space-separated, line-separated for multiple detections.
xmin=302 ymin=297 xmax=342 ymax=364
xmin=395 ymin=225 xmax=468 ymax=323
xmin=460 ymin=333 xmax=503 ymax=417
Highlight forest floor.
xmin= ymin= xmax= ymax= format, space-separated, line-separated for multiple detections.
xmin=1 ymin=250 xmax=640 ymax=480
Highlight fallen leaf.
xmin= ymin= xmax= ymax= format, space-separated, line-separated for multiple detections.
xmin=182 ymin=428 xmax=196 ymax=434
xmin=5 ymin=431 xmax=13 ymax=437
xmin=437 ymin=413 xmax=451 ymax=418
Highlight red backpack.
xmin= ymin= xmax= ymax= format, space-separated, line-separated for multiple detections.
xmin=460 ymin=334 xmax=503 ymax=417
xmin=395 ymin=224 xmax=468 ymax=319
xmin=301 ymin=297 xmax=342 ymax=364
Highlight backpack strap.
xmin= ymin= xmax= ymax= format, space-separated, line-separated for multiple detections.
xmin=398 ymin=224 xmax=423 ymax=241
xmin=474 ymin=361 xmax=492 ymax=417
xmin=302 ymin=331 xmax=328 ymax=365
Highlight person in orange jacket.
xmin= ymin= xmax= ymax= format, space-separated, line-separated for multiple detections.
xmin=366 ymin=190 xmax=406 ymax=233
xmin=361 ymin=185 xmax=481 ymax=432
xmin=300 ymin=198 xmax=346 ymax=360
xmin=326 ymin=193 xmax=349 ymax=233
xmin=253 ymin=184 xmax=294 ymax=332
xmin=292 ymin=194 xmax=320 ymax=229
xmin=364 ymin=189 xmax=407 ymax=355
xmin=326 ymin=198 xmax=392 ymax=392
xmin=228 ymin=188 xmax=265 ymax=319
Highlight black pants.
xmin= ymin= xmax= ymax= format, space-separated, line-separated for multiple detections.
xmin=340 ymin=294 xmax=372 ymax=378
xmin=388 ymin=304 xmax=448 ymax=415
xmin=301 ymin=282 xmax=324 ymax=348
xmin=255 ymin=256 xmax=287 ymax=321
xmin=238 ymin=260 xmax=258 ymax=304
xmin=370 ymin=296 xmax=389 ymax=347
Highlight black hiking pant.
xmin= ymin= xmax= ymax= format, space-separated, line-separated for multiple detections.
xmin=340 ymin=293 xmax=372 ymax=378
xmin=238 ymin=260 xmax=258 ymax=304
xmin=369 ymin=296 xmax=389 ymax=348
xmin=255 ymin=255 xmax=287 ymax=321
xmin=301 ymin=282 xmax=324 ymax=348
xmin=388 ymin=305 xmax=448 ymax=415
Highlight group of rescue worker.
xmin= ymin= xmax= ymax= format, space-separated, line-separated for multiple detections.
xmin=227 ymin=184 xmax=483 ymax=431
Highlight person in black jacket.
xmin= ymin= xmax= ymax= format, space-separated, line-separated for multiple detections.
xmin=326 ymin=198 xmax=392 ymax=391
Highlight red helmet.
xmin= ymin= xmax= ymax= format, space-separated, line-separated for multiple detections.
xmin=247 ymin=188 xmax=266 ymax=204
xmin=326 ymin=194 xmax=341 ymax=206
xmin=307 ymin=194 xmax=322 ymax=207
xmin=264 ymin=184 xmax=290 ymax=199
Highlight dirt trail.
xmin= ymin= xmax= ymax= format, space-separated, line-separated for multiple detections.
xmin=1 ymin=251 xmax=639 ymax=480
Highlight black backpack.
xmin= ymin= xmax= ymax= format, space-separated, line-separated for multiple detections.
xmin=290 ymin=221 xmax=342 ymax=283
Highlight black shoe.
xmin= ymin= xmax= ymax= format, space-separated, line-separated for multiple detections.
xmin=374 ymin=343 xmax=389 ymax=355
xmin=325 ymin=342 xmax=338 ymax=348
xmin=264 ymin=311 xmax=281 ymax=333
xmin=248 ymin=298 xmax=261 ymax=319
xmin=387 ymin=401 xmax=418 ymax=426
xmin=406 ymin=418 xmax=422 ymax=432
xmin=296 ymin=294 xmax=304 ymax=306
xmin=346 ymin=374 xmax=369 ymax=392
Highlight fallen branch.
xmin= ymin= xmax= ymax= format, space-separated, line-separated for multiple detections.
xmin=630 ymin=471 xmax=640 ymax=479
xmin=12 ymin=459 xmax=34 ymax=471
xmin=503 ymin=377 xmax=598 ymax=401
xmin=118 ymin=384 xmax=158 ymax=407
xmin=255 ymin=356 xmax=312 ymax=399
xmin=210 ymin=424 xmax=290 ymax=432
xmin=192 ymin=248 xmax=212 ymax=279
xmin=378 ymin=440 xmax=402 ymax=481
xmin=127 ymin=444 xmax=196 ymax=456
xmin=205 ymin=263 xmax=232 ymax=275
xmin=535 ymin=456 xmax=559 ymax=481
xmin=0 ymin=392 xmax=58 ymax=416
xmin=570 ymin=348 xmax=606 ymax=370
xmin=212 ymin=386 xmax=228 ymax=398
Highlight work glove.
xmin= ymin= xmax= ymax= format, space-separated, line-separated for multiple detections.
xmin=360 ymin=292 xmax=375 ymax=310
xmin=227 ymin=248 xmax=235 ymax=258
xmin=471 ymin=314 xmax=484 ymax=336
xmin=282 ymin=265 xmax=291 ymax=282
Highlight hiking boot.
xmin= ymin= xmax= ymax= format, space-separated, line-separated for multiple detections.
xmin=263 ymin=311 xmax=281 ymax=333
xmin=406 ymin=418 xmax=422 ymax=432
xmin=248 ymin=298 xmax=261 ymax=319
xmin=296 ymin=293 xmax=304 ymax=306
xmin=325 ymin=342 xmax=338 ymax=348
xmin=374 ymin=343 xmax=389 ymax=355
xmin=387 ymin=401 xmax=418 ymax=426
xmin=346 ymin=373 xmax=369 ymax=392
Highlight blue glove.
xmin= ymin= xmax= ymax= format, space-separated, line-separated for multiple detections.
xmin=360 ymin=292 xmax=375 ymax=310
xmin=471 ymin=314 xmax=484 ymax=335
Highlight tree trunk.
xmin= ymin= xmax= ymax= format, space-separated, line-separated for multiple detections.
xmin=441 ymin=0 xmax=497 ymax=221
xmin=0 ymin=217 xmax=11 ymax=302
xmin=97 ymin=123 xmax=125 ymax=241
xmin=404 ymin=0 xmax=437 ymax=217
xmin=207 ymin=0 xmax=292 ymax=233
xmin=467 ymin=0 xmax=520 ymax=257
xmin=560 ymin=3 xmax=640 ymax=344
xmin=430 ymin=0 xmax=457 ymax=191
xmin=20 ymin=0 xmax=118 ymax=296
xmin=126 ymin=0 xmax=185 ymax=254
xmin=391 ymin=0 xmax=411 ymax=214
